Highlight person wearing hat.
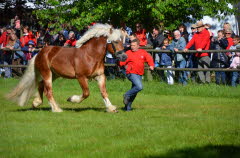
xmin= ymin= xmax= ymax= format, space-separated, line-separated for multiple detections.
xmin=21 ymin=40 xmax=37 ymax=64
xmin=184 ymin=21 xmax=211 ymax=84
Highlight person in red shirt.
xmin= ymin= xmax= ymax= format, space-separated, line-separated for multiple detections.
xmin=64 ymin=31 xmax=76 ymax=47
xmin=184 ymin=21 xmax=211 ymax=84
xmin=20 ymin=26 xmax=36 ymax=47
xmin=225 ymin=29 xmax=234 ymax=50
xmin=135 ymin=23 xmax=147 ymax=46
xmin=0 ymin=26 xmax=12 ymax=48
xmin=119 ymin=39 xmax=154 ymax=111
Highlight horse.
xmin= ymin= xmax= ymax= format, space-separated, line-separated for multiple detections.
xmin=6 ymin=23 xmax=127 ymax=113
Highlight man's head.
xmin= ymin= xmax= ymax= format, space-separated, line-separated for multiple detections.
xmin=152 ymin=26 xmax=160 ymax=36
xmin=173 ymin=30 xmax=181 ymax=40
xmin=195 ymin=21 xmax=205 ymax=32
xmin=130 ymin=39 xmax=140 ymax=52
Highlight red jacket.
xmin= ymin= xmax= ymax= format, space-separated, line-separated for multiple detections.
xmin=20 ymin=32 xmax=36 ymax=47
xmin=226 ymin=37 xmax=233 ymax=50
xmin=135 ymin=29 xmax=147 ymax=46
xmin=64 ymin=38 xmax=77 ymax=47
xmin=119 ymin=49 xmax=154 ymax=75
xmin=0 ymin=31 xmax=9 ymax=47
xmin=185 ymin=28 xmax=210 ymax=57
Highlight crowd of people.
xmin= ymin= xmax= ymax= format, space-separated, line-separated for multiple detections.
xmin=0 ymin=19 xmax=240 ymax=87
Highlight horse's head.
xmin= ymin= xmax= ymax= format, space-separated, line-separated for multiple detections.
xmin=106 ymin=40 xmax=127 ymax=62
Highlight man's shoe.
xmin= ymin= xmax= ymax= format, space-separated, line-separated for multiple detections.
xmin=123 ymin=95 xmax=130 ymax=105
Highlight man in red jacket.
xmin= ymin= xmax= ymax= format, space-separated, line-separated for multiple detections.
xmin=119 ymin=39 xmax=154 ymax=111
xmin=184 ymin=21 xmax=211 ymax=84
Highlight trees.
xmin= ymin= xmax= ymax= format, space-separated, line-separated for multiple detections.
xmin=32 ymin=0 xmax=238 ymax=32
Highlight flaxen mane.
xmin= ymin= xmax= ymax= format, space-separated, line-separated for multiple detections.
xmin=76 ymin=23 xmax=122 ymax=48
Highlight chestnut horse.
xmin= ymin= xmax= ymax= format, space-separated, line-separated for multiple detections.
xmin=7 ymin=24 xmax=127 ymax=112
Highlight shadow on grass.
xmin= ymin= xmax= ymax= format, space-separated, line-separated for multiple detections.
xmin=146 ymin=144 xmax=240 ymax=158
xmin=16 ymin=107 xmax=105 ymax=112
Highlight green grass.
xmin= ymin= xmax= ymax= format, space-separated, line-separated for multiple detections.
xmin=0 ymin=78 xmax=240 ymax=158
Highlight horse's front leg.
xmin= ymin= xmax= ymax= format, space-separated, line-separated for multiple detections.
xmin=95 ymin=74 xmax=117 ymax=113
xmin=67 ymin=77 xmax=89 ymax=103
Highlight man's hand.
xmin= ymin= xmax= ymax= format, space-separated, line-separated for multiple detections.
xmin=196 ymin=48 xmax=202 ymax=51
xmin=183 ymin=48 xmax=188 ymax=52
xmin=149 ymin=66 xmax=154 ymax=70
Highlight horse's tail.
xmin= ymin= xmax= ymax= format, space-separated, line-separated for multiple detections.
xmin=6 ymin=56 xmax=38 ymax=106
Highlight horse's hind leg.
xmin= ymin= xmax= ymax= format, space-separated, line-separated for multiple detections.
xmin=41 ymin=72 xmax=62 ymax=112
xmin=32 ymin=81 xmax=44 ymax=108
xmin=95 ymin=74 xmax=117 ymax=113
xmin=67 ymin=77 xmax=89 ymax=103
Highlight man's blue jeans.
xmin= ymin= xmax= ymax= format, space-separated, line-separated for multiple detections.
xmin=176 ymin=60 xmax=187 ymax=85
xmin=215 ymin=71 xmax=226 ymax=85
xmin=232 ymin=71 xmax=239 ymax=87
xmin=124 ymin=73 xmax=143 ymax=110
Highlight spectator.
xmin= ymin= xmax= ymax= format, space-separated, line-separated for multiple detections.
xmin=20 ymin=26 xmax=36 ymax=48
xmin=147 ymin=26 xmax=165 ymax=80
xmin=35 ymin=29 xmax=46 ymax=48
xmin=187 ymin=24 xmax=197 ymax=80
xmin=178 ymin=24 xmax=189 ymax=43
xmin=14 ymin=15 xmax=21 ymax=38
xmin=229 ymin=36 xmax=240 ymax=62
xmin=225 ymin=29 xmax=234 ymax=50
xmin=229 ymin=50 xmax=240 ymax=87
xmin=64 ymin=31 xmax=76 ymax=47
xmin=120 ymin=21 xmax=133 ymax=37
xmin=52 ymin=31 xmax=66 ymax=46
xmin=0 ymin=25 xmax=12 ymax=48
xmin=211 ymin=30 xmax=229 ymax=85
xmin=147 ymin=26 xmax=165 ymax=49
xmin=21 ymin=40 xmax=37 ymax=64
xmin=171 ymin=30 xmax=187 ymax=85
xmin=0 ymin=26 xmax=13 ymax=77
xmin=5 ymin=33 xmax=25 ymax=77
xmin=184 ymin=21 xmax=211 ymax=84
xmin=223 ymin=22 xmax=235 ymax=37
xmin=134 ymin=23 xmax=147 ymax=46
xmin=118 ymin=39 xmax=154 ymax=111
xmin=159 ymin=38 xmax=174 ymax=85
xmin=225 ymin=29 xmax=234 ymax=84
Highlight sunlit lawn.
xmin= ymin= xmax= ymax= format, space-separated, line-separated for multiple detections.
xmin=0 ymin=78 xmax=240 ymax=158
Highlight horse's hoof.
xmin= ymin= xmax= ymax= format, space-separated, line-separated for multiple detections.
xmin=52 ymin=108 xmax=63 ymax=112
xmin=106 ymin=106 xmax=118 ymax=113
xmin=32 ymin=99 xmax=42 ymax=108
xmin=67 ymin=95 xmax=81 ymax=103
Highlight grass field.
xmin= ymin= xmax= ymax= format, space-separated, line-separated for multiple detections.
xmin=0 ymin=78 xmax=240 ymax=158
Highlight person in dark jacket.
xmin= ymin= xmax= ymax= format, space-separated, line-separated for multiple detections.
xmin=211 ymin=30 xmax=229 ymax=85
xmin=147 ymin=26 xmax=165 ymax=49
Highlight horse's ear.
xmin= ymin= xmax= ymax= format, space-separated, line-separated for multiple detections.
xmin=110 ymin=28 xmax=113 ymax=34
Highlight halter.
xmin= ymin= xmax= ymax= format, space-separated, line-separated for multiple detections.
xmin=107 ymin=40 xmax=125 ymax=56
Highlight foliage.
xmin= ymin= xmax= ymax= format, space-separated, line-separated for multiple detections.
xmin=0 ymin=78 xmax=240 ymax=157
xmin=32 ymin=0 xmax=238 ymax=33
